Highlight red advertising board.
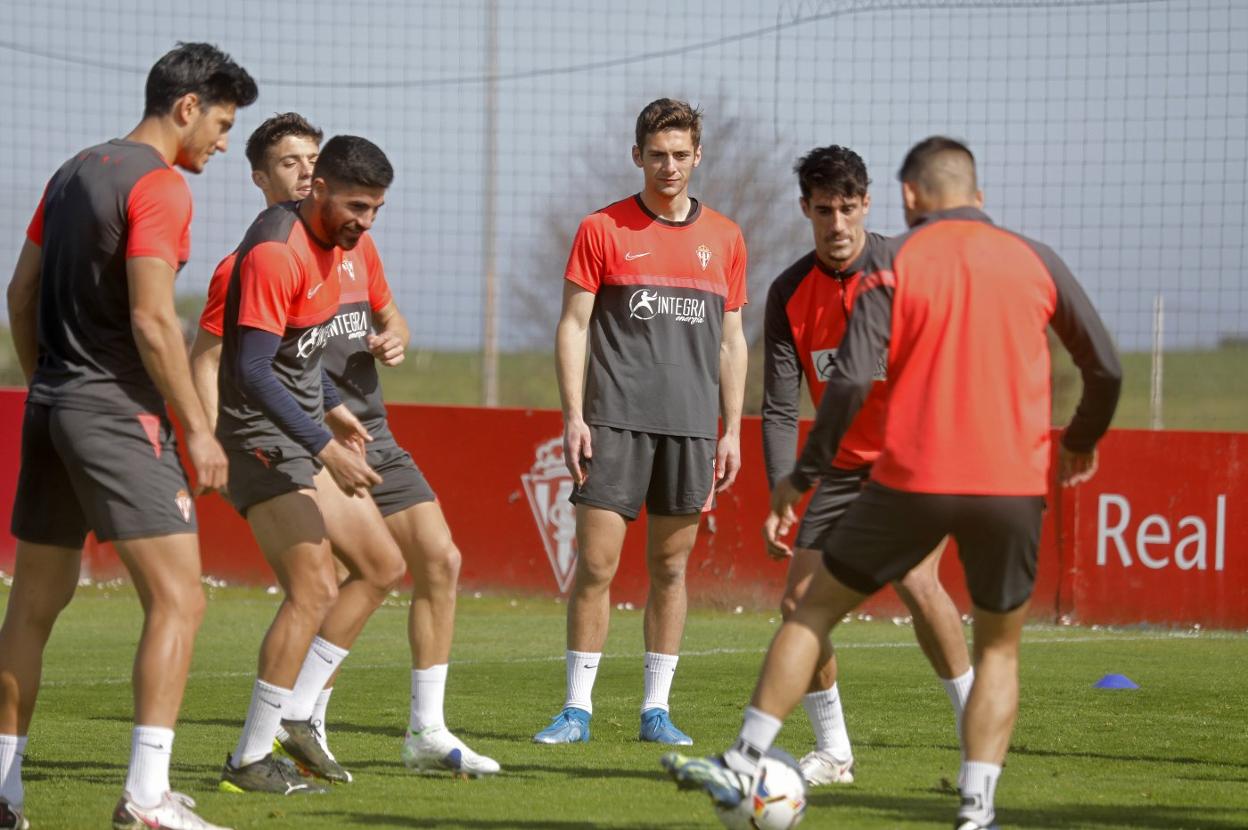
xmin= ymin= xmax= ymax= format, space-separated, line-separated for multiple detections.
xmin=0 ymin=389 xmax=1240 ymax=628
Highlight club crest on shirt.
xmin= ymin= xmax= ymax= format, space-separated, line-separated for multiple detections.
xmin=696 ymin=244 xmax=712 ymax=271
xmin=521 ymin=438 xmax=578 ymax=593
xmin=339 ymin=258 xmax=356 ymax=281
xmin=175 ymin=489 xmax=193 ymax=523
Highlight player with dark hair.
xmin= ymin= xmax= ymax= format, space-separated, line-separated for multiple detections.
xmin=213 ymin=136 xmax=412 ymax=795
xmin=535 ymin=98 xmax=749 ymax=746
xmin=193 ymin=116 xmax=498 ymax=785
xmin=0 ymin=41 xmax=254 ymax=830
xmin=762 ymin=145 xmax=972 ymax=786
xmin=663 ymin=135 xmax=1122 ymax=830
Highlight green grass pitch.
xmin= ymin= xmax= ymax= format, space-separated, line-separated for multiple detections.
xmin=5 ymin=583 xmax=1247 ymax=829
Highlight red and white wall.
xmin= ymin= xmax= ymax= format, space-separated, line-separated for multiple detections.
xmin=0 ymin=389 xmax=1242 ymax=628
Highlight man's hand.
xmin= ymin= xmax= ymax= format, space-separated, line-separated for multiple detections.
xmin=185 ymin=428 xmax=228 ymax=494
xmin=715 ymin=432 xmax=741 ymax=493
xmin=318 ymin=438 xmax=382 ymax=497
xmin=367 ymin=332 xmax=405 ymax=367
xmin=326 ymin=404 xmax=371 ymax=455
xmin=563 ymin=415 xmax=592 ymax=486
xmin=762 ymin=475 xmax=804 ymax=560
xmin=1058 ymin=445 xmax=1098 ymax=487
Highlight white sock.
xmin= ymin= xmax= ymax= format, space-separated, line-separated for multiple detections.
xmin=641 ymin=652 xmax=679 ymax=713
xmin=942 ymin=668 xmax=975 ymax=745
xmin=0 ymin=735 xmax=25 ymax=807
xmin=231 ymin=679 xmax=292 ymax=768
xmin=287 ymin=637 xmax=349 ymax=722
xmin=564 ymin=650 xmax=600 ymax=714
xmin=723 ymin=706 xmax=783 ymax=775
xmin=123 ymin=725 xmax=173 ymax=808
xmin=409 ymin=665 xmax=448 ymax=733
xmin=958 ymin=760 xmax=1001 ymax=825
xmin=312 ymin=687 xmax=334 ymax=728
xmin=802 ymin=683 xmax=853 ymax=761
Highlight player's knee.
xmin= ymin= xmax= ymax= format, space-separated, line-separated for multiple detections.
xmin=896 ymin=566 xmax=943 ymax=608
xmin=575 ymin=552 xmax=618 ymax=589
xmin=6 ymin=590 xmax=72 ymax=638
xmin=423 ymin=541 xmax=461 ymax=589
xmin=377 ymin=554 xmax=407 ymax=595
xmin=292 ymin=568 xmax=339 ymax=615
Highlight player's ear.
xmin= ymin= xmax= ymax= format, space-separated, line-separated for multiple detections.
xmin=862 ymin=192 xmax=871 ymax=215
xmin=171 ymin=93 xmax=200 ymax=127
xmin=974 ymin=189 xmax=984 ymax=209
xmin=251 ymin=169 xmax=266 ymax=190
xmin=631 ymin=145 xmax=643 ymax=168
xmin=691 ymin=144 xmax=702 ymax=168
xmin=799 ymin=197 xmax=811 ymax=219
xmin=901 ymin=181 xmax=919 ymax=213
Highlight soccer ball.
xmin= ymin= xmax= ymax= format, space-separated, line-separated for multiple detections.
xmin=714 ymin=750 xmax=807 ymax=830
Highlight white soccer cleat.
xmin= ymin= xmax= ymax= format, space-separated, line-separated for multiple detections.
xmin=401 ymin=726 xmax=500 ymax=777
xmin=798 ymin=749 xmax=855 ymax=785
xmin=112 ymin=791 xmax=233 ymax=830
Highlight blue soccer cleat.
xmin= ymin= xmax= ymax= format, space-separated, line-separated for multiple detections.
xmin=639 ymin=707 xmax=693 ymax=745
xmin=532 ymin=707 xmax=591 ymax=744
xmin=660 ymin=752 xmax=749 ymax=808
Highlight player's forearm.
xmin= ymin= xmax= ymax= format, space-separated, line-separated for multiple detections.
xmin=236 ymin=328 xmax=333 ymax=455
xmin=375 ymin=302 xmax=411 ymax=350
xmin=7 ymin=240 xmax=42 ymax=383
xmin=189 ymin=331 xmax=222 ymax=433
xmin=718 ymin=334 xmax=747 ymax=436
xmin=132 ymin=307 xmax=212 ymax=434
xmin=555 ymin=319 xmax=587 ymax=420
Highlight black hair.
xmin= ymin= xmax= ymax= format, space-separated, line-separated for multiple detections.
xmin=245 ymin=112 xmax=323 ymax=170
xmin=143 ymin=42 xmax=258 ymax=117
xmin=793 ymin=145 xmax=870 ymax=201
xmin=313 ymin=135 xmax=394 ymax=189
xmin=897 ymin=135 xmax=977 ymax=192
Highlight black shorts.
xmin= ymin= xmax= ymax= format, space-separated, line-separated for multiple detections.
xmin=225 ymin=441 xmax=319 ymax=516
xmin=366 ymin=432 xmax=436 ymax=517
xmin=821 ymin=482 xmax=1046 ymax=613
xmin=570 ymin=425 xmax=716 ymax=521
xmin=12 ymin=403 xmax=197 ymax=547
xmin=794 ymin=467 xmax=870 ymax=550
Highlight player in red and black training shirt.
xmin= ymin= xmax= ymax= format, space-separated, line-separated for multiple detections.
xmin=665 ymin=137 xmax=1122 ymax=830
xmin=0 ymin=44 xmax=255 ymax=830
xmin=537 ymin=99 xmax=749 ymax=746
xmin=760 ymin=146 xmax=971 ymax=786
xmin=192 ymin=115 xmax=498 ymax=783
xmin=206 ymin=136 xmax=414 ymax=795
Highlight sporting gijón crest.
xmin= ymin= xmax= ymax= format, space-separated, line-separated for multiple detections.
xmin=521 ymin=437 xmax=578 ymax=593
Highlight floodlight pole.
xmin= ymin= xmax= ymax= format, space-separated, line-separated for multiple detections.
xmin=481 ymin=0 xmax=500 ymax=406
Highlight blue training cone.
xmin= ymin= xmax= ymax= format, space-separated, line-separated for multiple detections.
xmin=1094 ymin=673 xmax=1140 ymax=690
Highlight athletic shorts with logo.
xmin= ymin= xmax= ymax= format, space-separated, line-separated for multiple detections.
xmin=794 ymin=467 xmax=870 ymax=550
xmin=569 ymin=425 xmax=715 ymax=521
xmin=12 ymin=403 xmax=197 ymax=547
xmin=820 ymin=481 xmax=1045 ymax=613
xmin=226 ymin=428 xmax=435 ymax=518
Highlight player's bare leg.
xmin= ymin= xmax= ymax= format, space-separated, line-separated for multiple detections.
xmin=222 ymin=490 xmax=336 ymax=795
xmin=272 ymin=469 xmax=404 ymax=783
xmin=0 ymin=544 xmax=80 ymax=737
xmin=115 ymin=534 xmax=206 ymax=729
xmin=956 ymin=601 xmax=1029 ymax=829
xmin=639 ymin=513 xmax=699 ymax=745
xmin=387 ymin=502 xmax=498 ymax=776
xmin=534 ymin=504 xmax=626 ymax=743
xmin=892 ymin=539 xmax=974 ymax=742
xmin=782 ymin=547 xmax=851 ymax=783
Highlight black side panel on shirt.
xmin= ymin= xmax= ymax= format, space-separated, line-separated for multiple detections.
xmin=761 ymin=252 xmax=815 ymax=490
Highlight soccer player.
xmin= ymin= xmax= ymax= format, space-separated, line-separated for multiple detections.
xmin=662 ymin=136 xmax=1122 ymax=830
xmin=761 ymin=146 xmax=972 ymax=785
xmin=212 ymin=135 xmax=411 ymax=794
xmin=0 ymin=43 xmax=255 ymax=830
xmin=191 ymin=114 xmax=498 ymax=781
xmin=536 ymin=98 xmax=749 ymax=745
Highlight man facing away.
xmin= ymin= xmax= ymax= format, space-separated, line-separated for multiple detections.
xmin=192 ymin=113 xmax=497 ymax=783
xmin=761 ymin=145 xmax=972 ymax=785
xmin=0 ymin=42 xmax=255 ymax=830
xmin=537 ymin=98 xmax=749 ymax=746
xmin=663 ymin=136 xmax=1122 ymax=830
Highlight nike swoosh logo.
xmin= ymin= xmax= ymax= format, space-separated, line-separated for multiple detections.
xmin=624 ymin=252 xmax=651 ymax=260
xmin=263 ymin=699 xmax=281 ymax=709
xmin=139 ymin=742 xmax=168 ymax=750
xmin=583 ymin=664 xmax=598 ymax=669
xmin=307 ymin=283 xmax=324 ymax=299
xmin=317 ymin=652 xmax=334 ymax=663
